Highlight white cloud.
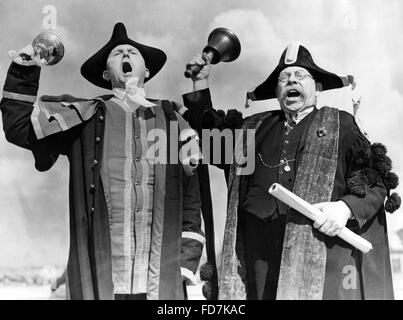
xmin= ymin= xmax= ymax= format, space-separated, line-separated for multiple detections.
xmin=209 ymin=9 xmax=281 ymax=60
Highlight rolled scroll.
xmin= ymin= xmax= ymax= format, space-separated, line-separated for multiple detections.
xmin=268 ymin=183 xmax=373 ymax=253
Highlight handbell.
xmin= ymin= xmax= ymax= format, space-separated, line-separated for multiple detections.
xmin=185 ymin=27 xmax=241 ymax=78
xmin=31 ymin=31 xmax=65 ymax=65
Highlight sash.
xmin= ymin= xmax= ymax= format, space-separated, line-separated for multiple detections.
xmin=276 ymin=107 xmax=339 ymax=300
xmin=219 ymin=107 xmax=339 ymax=300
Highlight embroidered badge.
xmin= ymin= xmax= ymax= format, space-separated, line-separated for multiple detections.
xmin=284 ymin=42 xmax=300 ymax=64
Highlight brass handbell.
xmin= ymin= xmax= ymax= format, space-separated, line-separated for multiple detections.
xmin=31 ymin=31 xmax=65 ymax=65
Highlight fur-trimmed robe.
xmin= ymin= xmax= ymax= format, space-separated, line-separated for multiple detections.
xmin=183 ymin=88 xmax=394 ymax=300
xmin=1 ymin=63 xmax=204 ymax=300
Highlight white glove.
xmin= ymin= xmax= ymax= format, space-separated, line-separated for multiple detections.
xmin=312 ymin=201 xmax=353 ymax=237
xmin=8 ymin=44 xmax=45 ymax=67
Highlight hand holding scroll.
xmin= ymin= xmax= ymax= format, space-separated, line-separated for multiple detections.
xmin=268 ymin=183 xmax=372 ymax=253
xmin=312 ymin=201 xmax=352 ymax=237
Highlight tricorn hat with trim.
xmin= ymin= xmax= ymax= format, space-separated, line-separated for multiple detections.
xmin=247 ymin=43 xmax=353 ymax=101
xmin=81 ymin=22 xmax=167 ymax=89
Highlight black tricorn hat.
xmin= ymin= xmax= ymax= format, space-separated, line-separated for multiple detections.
xmin=81 ymin=22 xmax=167 ymax=89
xmin=248 ymin=43 xmax=352 ymax=101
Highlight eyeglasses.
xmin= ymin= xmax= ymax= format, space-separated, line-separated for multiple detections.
xmin=278 ymin=70 xmax=313 ymax=83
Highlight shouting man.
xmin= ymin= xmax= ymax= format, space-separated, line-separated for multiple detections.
xmin=1 ymin=23 xmax=204 ymax=300
xmin=182 ymin=43 xmax=398 ymax=300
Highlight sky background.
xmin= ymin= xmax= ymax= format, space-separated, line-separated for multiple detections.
xmin=0 ymin=0 xmax=403 ymax=279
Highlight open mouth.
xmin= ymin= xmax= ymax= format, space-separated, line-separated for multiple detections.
xmin=286 ymin=89 xmax=301 ymax=98
xmin=122 ymin=61 xmax=132 ymax=74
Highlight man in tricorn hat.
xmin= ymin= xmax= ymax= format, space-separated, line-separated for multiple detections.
xmin=1 ymin=22 xmax=204 ymax=300
xmin=182 ymin=43 xmax=398 ymax=299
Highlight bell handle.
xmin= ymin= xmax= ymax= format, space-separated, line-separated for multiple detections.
xmin=184 ymin=51 xmax=214 ymax=79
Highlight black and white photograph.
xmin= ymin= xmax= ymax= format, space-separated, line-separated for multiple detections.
xmin=0 ymin=0 xmax=402 ymax=305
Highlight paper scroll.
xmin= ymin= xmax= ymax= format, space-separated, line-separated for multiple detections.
xmin=268 ymin=183 xmax=372 ymax=253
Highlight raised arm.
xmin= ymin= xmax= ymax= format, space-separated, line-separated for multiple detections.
xmin=182 ymin=54 xmax=243 ymax=171
xmin=1 ymin=62 xmax=41 ymax=149
xmin=1 ymin=54 xmax=82 ymax=171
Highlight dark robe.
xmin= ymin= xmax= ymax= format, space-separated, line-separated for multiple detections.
xmin=1 ymin=62 xmax=203 ymax=300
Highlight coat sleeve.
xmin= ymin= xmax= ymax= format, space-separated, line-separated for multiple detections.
xmin=338 ymin=112 xmax=387 ymax=228
xmin=180 ymin=171 xmax=205 ymax=285
xmin=182 ymin=88 xmax=244 ymax=171
xmin=1 ymin=63 xmax=41 ymax=149
xmin=1 ymin=62 xmax=80 ymax=171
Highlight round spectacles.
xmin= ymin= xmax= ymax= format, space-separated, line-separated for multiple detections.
xmin=278 ymin=70 xmax=313 ymax=83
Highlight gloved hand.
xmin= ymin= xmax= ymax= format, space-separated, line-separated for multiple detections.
xmin=186 ymin=52 xmax=211 ymax=82
xmin=186 ymin=53 xmax=211 ymax=91
xmin=312 ymin=200 xmax=352 ymax=237
xmin=8 ymin=44 xmax=45 ymax=67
